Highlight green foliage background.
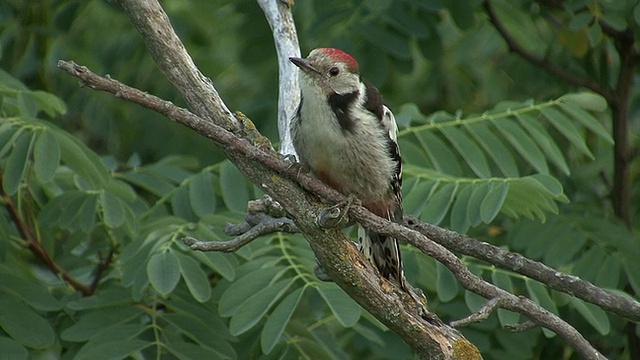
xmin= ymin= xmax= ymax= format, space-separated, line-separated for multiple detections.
xmin=0 ymin=0 xmax=638 ymax=359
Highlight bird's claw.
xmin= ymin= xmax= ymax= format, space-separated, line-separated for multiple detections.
xmin=282 ymin=154 xmax=310 ymax=178
xmin=316 ymin=194 xmax=359 ymax=228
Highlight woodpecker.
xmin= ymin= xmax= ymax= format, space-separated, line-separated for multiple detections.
xmin=289 ymin=48 xmax=405 ymax=289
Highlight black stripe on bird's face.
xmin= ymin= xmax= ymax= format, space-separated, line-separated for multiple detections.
xmin=328 ymin=91 xmax=358 ymax=133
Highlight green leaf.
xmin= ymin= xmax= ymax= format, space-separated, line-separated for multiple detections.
xmin=162 ymin=313 xmax=236 ymax=358
xmin=171 ymin=185 xmax=198 ymax=220
xmin=420 ymin=182 xmax=458 ymax=225
xmin=0 ymin=336 xmax=27 ymax=360
xmin=623 ymin=257 xmax=640 ymax=295
xmin=147 ymin=250 xmax=181 ymax=296
xmin=77 ymin=194 xmax=97 ymax=233
xmin=188 ymin=171 xmax=216 ymax=217
xmin=100 ymin=191 xmax=124 ymax=228
xmin=463 ymin=122 xmax=519 ymax=177
xmin=0 ymin=123 xmax=18 ymax=159
xmin=568 ymin=12 xmax=593 ymax=30
xmin=493 ymin=118 xmax=548 ymax=174
xmin=33 ymin=130 xmax=60 ymax=183
xmin=439 ymin=126 xmax=491 ymax=178
xmin=356 ymin=22 xmax=411 ymax=60
xmin=219 ymin=266 xmax=285 ymax=317
xmin=176 ymin=252 xmax=211 ymax=302
xmin=480 ymin=182 xmax=509 ymax=223
xmin=416 ymin=131 xmax=462 ymax=176
xmin=52 ymin=126 xmax=109 ymax=188
xmin=166 ymin=341 xmax=225 ymax=360
xmin=17 ymin=92 xmax=36 ymax=117
xmin=449 ymin=184 xmax=472 ymax=233
xmin=525 ymin=174 xmax=563 ymax=197
xmin=73 ymin=324 xmax=146 ymax=359
xmin=466 ymin=182 xmax=490 ymax=227
xmin=517 ymin=114 xmax=570 ymax=175
xmin=384 ymin=6 xmax=430 ymax=39
xmin=587 ymin=23 xmax=602 ymax=46
xmin=229 ymin=278 xmax=294 ymax=335
xmin=525 ymin=280 xmax=557 ymax=313
xmin=560 ymin=92 xmax=607 ymax=111
xmin=75 ymin=340 xmax=150 ymax=360
xmin=31 ymin=90 xmax=67 ymax=117
xmin=219 ymin=161 xmax=250 ymax=212
xmin=2 ymin=132 xmax=33 ymax=195
xmin=38 ymin=190 xmax=84 ymax=228
xmin=119 ymin=171 xmax=175 ymax=197
xmin=464 ymin=290 xmax=485 ymax=312
xmin=0 ymin=295 xmax=55 ymax=348
xmin=61 ymin=306 xmax=144 ymax=342
xmin=525 ymin=279 xmax=557 ymax=337
xmin=570 ymin=297 xmax=610 ymax=335
xmin=436 ymin=261 xmax=458 ymax=302
xmin=491 ymin=271 xmax=520 ymax=326
xmin=261 ymin=287 xmax=305 ymax=354
xmin=403 ymin=180 xmax=436 ymax=216
xmin=193 ymin=251 xmax=235 ymax=281
xmin=316 ymin=283 xmax=361 ymax=327
xmin=558 ymin=102 xmax=613 ymax=143
xmin=595 ymin=255 xmax=621 ymax=289
xmin=0 ymin=272 xmax=61 ymax=311
xmin=540 ymin=107 xmax=594 ymax=159
xmin=66 ymin=286 xmax=132 ymax=310
xmin=57 ymin=191 xmax=87 ymax=229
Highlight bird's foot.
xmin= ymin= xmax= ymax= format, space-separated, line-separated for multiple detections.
xmin=316 ymin=194 xmax=359 ymax=229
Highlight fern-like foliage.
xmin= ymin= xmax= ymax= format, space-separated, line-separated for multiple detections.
xmin=395 ymin=92 xmax=611 ymax=232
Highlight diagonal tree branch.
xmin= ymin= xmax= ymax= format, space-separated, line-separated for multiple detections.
xmin=1 ymin=173 xmax=93 ymax=296
xmin=483 ymin=0 xmax=616 ymax=103
xmin=406 ymin=217 xmax=640 ymax=323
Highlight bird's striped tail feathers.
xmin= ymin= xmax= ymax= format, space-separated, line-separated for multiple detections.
xmin=357 ymin=225 xmax=405 ymax=289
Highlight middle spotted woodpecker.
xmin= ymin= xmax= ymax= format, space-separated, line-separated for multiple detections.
xmin=289 ymin=48 xmax=406 ymax=289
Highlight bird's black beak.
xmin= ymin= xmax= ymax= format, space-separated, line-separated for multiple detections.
xmin=289 ymin=57 xmax=320 ymax=74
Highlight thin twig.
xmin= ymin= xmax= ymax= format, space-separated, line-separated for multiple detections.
xmin=450 ymin=298 xmax=502 ymax=327
xmin=89 ymin=249 xmax=114 ymax=293
xmin=504 ymin=321 xmax=538 ymax=332
xmin=483 ymin=0 xmax=615 ymax=102
xmin=184 ymin=214 xmax=298 ymax=252
xmin=1 ymin=173 xmax=93 ymax=296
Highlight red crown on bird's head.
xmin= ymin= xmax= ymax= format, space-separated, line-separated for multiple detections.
xmin=316 ymin=48 xmax=359 ymax=73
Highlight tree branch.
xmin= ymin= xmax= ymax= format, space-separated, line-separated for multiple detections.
xmin=483 ymin=0 xmax=616 ymax=102
xmin=256 ymin=0 xmax=300 ymax=156
xmin=1 ymin=173 xmax=93 ymax=296
xmin=450 ymin=298 xmax=502 ymax=328
xmin=184 ymin=213 xmax=297 ymax=252
xmin=114 ymin=0 xmax=240 ymax=132
xmin=406 ymin=217 xmax=640 ymax=323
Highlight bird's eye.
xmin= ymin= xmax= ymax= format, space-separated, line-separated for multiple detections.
xmin=329 ymin=67 xmax=340 ymax=76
